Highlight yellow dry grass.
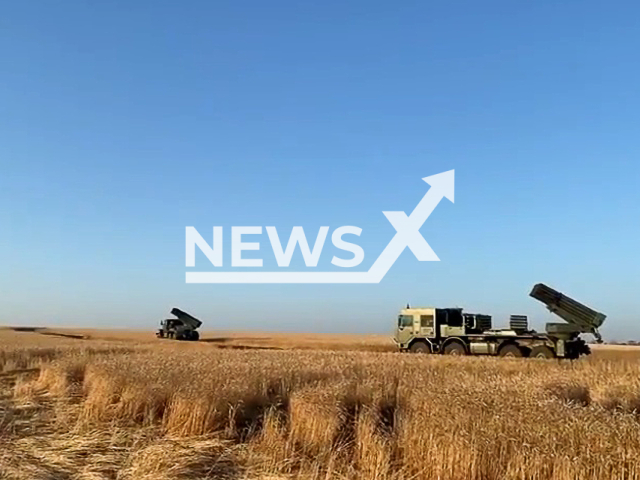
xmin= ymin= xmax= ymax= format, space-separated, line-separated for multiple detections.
xmin=0 ymin=326 xmax=395 ymax=351
xmin=1 ymin=328 xmax=640 ymax=479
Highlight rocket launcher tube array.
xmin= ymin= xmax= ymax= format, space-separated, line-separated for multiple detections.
xmin=170 ymin=308 xmax=203 ymax=329
xmin=529 ymin=283 xmax=606 ymax=339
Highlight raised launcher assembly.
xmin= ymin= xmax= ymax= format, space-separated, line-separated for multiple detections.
xmin=530 ymin=283 xmax=606 ymax=343
xmin=156 ymin=307 xmax=202 ymax=341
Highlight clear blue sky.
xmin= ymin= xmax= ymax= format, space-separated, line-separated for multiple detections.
xmin=1 ymin=1 xmax=638 ymax=339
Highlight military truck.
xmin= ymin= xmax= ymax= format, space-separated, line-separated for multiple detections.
xmin=156 ymin=308 xmax=201 ymax=341
xmin=394 ymin=283 xmax=605 ymax=359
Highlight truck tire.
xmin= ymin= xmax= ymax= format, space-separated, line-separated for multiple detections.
xmin=410 ymin=341 xmax=431 ymax=354
xmin=499 ymin=344 xmax=523 ymax=358
xmin=443 ymin=342 xmax=466 ymax=356
xmin=530 ymin=346 xmax=555 ymax=359
xmin=190 ymin=331 xmax=199 ymax=341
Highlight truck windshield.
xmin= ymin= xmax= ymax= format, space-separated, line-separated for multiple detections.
xmin=398 ymin=315 xmax=413 ymax=327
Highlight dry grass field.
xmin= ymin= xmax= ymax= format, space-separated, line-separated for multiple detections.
xmin=1 ymin=328 xmax=640 ymax=479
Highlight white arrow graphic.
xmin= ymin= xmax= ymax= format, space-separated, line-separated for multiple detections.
xmin=186 ymin=169 xmax=454 ymax=283
xmin=367 ymin=169 xmax=454 ymax=282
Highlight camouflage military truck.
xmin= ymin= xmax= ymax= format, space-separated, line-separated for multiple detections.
xmin=156 ymin=308 xmax=201 ymax=341
xmin=394 ymin=283 xmax=605 ymax=359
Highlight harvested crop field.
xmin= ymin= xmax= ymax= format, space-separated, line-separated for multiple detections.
xmin=1 ymin=328 xmax=640 ymax=479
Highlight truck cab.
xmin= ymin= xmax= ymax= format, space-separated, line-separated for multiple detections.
xmin=395 ymin=307 xmax=436 ymax=348
xmin=395 ymin=307 xmax=470 ymax=353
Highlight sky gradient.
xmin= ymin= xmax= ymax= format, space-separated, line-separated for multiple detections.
xmin=1 ymin=1 xmax=639 ymax=339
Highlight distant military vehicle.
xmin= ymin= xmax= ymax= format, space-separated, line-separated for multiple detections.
xmin=156 ymin=308 xmax=201 ymax=341
xmin=394 ymin=283 xmax=606 ymax=359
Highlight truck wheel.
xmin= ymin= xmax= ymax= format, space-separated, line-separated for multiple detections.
xmin=410 ymin=341 xmax=430 ymax=354
xmin=443 ymin=342 xmax=466 ymax=356
xmin=499 ymin=344 xmax=523 ymax=358
xmin=190 ymin=331 xmax=199 ymax=341
xmin=530 ymin=346 xmax=555 ymax=359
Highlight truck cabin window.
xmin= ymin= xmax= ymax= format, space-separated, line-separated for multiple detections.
xmin=420 ymin=315 xmax=434 ymax=328
xmin=398 ymin=315 xmax=413 ymax=328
